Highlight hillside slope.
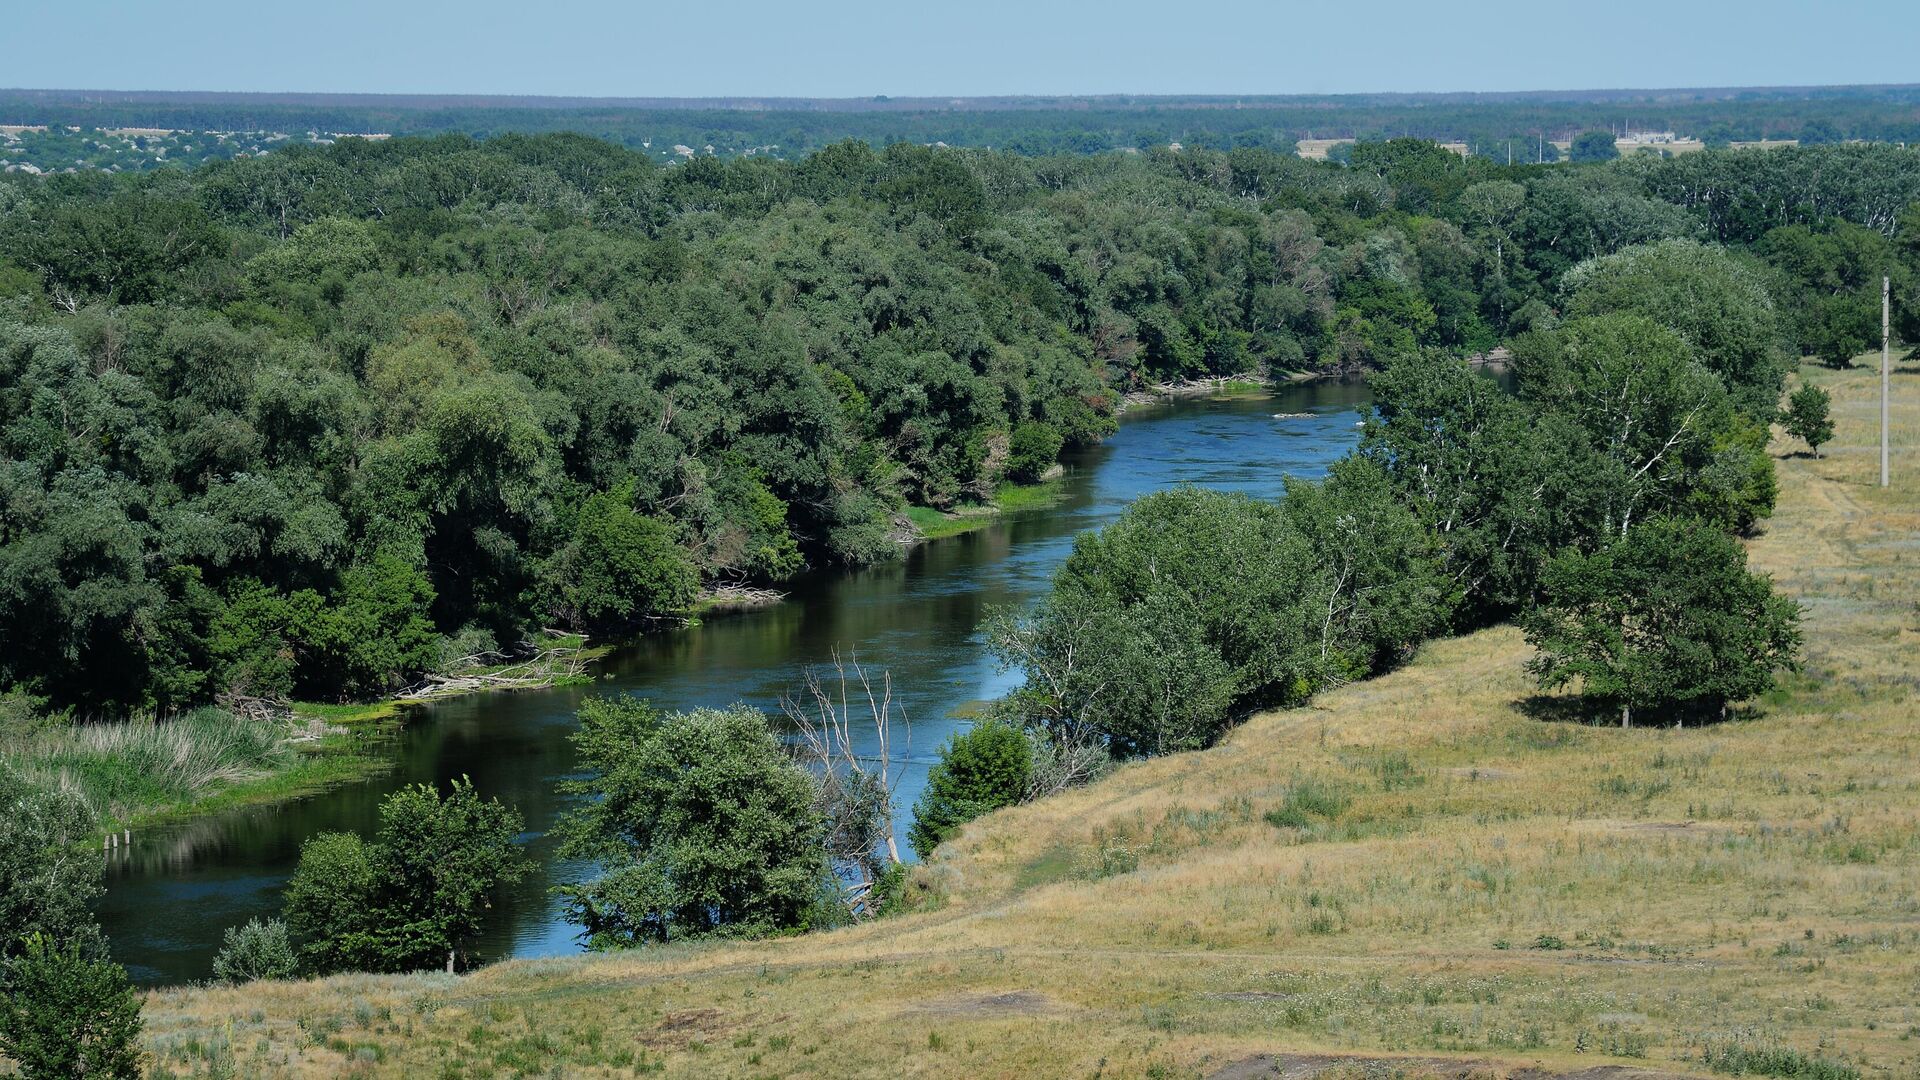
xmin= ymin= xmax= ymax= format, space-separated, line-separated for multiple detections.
xmin=142 ymin=363 xmax=1919 ymax=1079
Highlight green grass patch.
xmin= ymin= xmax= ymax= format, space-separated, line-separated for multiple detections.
xmin=908 ymin=479 xmax=1067 ymax=542
xmin=2 ymin=707 xmax=396 ymax=835
xmin=1700 ymin=1036 xmax=1860 ymax=1079
xmin=1264 ymin=776 xmax=1354 ymax=829
xmin=292 ymin=700 xmax=405 ymax=725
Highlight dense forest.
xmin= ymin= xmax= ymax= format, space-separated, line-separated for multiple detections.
xmin=0 ymin=133 xmax=1918 ymax=720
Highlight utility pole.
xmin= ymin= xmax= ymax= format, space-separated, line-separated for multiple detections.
xmin=1883 ymin=275 xmax=1892 ymax=488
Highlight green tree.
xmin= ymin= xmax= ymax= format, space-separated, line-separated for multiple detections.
xmin=282 ymin=778 xmax=528 ymax=974
xmin=1005 ymin=421 xmax=1065 ymax=484
xmin=1568 ymin=131 xmax=1620 ymax=163
xmin=1522 ymin=517 xmax=1801 ymax=726
xmin=282 ymin=831 xmax=381 ymax=974
xmin=0 ymin=934 xmax=143 ymax=1080
xmin=1783 ymin=383 xmax=1834 ymax=458
xmin=541 ymin=483 xmax=698 ymax=633
xmin=1562 ymin=239 xmax=1786 ymax=415
xmin=369 ymin=777 xmax=531 ymax=973
xmin=556 ymin=699 xmax=828 ymax=947
xmin=908 ymin=720 xmax=1033 ymax=858
xmin=288 ymin=553 xmax=439 ymax=700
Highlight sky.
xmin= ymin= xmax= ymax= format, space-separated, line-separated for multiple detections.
xmin=6 ymin=0 xmax=1919 ymax=99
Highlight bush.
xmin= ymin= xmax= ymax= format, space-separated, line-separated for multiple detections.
xmin=1783 ymin=383 xmax=1834 ymax=458
xmin=541 ymin=482 xmax=698 ymax=633
xmin=1005 ymin=422 xmax=1065 ymax=483
xmin=0 ymin=766 xmax=101 ymax=958
xmin=1263 ymin=777 xmax=1353 ymax=829
xmin=211 ymin=917 xmax=297 ymax=983
xmin=908 ymin=720 xmax=1033 ymax=858
xmin=1701 ymin=1035 xmax=1859 ymax=1080
xmin=556 ymin=699 xmax=828 ymax=947
xmin=0 ymin=934 xmax=143 ymax=1080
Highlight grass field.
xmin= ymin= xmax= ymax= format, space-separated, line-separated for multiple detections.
xmin=137 ymin=362 xmax=1919 ymax=1079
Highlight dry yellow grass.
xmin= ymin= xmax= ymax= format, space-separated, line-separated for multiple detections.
xmin=136 ymin=363 xmax=1920 ymax=1080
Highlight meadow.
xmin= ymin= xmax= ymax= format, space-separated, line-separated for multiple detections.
xmin=140 ymin=360 xmax=1919 ymax=1078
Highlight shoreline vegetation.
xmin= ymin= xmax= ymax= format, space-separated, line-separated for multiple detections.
xmin=139 ymin=360 xmax=1916 ymax=1077
xmin=0 ymin=377 xmax=1298 ymax=845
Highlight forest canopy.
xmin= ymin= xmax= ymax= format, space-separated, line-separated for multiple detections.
xmin=1 ymin=133 xmax=1916 ymax=714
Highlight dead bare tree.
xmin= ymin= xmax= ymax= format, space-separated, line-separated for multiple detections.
xmin=782 ymin=653 xmax=910 ymax=917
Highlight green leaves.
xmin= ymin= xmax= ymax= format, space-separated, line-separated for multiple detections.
xmin=0 ymin=934 xmax=143 ymax=1080
xmin=556 ymin=699 xmax=828 ymax=947
xmin=908 ymin=720 xmax=1033 ymax=858
xmin=995 ymin=475 xmax=1454 ymax=759
xmin=1522 ymin=517 xmax=1801 ymax=724
xmin=1783 ymin=383 xmax=1835 ymax=458
xmin=283 ymin=777 xmax=528 ymax=974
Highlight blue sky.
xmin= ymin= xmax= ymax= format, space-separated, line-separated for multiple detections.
xmin=7 ymin=0 xmax=1917 ymax=98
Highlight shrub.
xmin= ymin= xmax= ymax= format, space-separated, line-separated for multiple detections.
xmin=0 ymin=933 xmax=143 ymax=1080
xmin=542 ymin=482 xmax=698 ymax=633
xmin=1005 ymin=422 xmax=1065 ymax=483
xmin=1701 ymin=1035 xmax=1859 ymax=1080
xmin=211 ymin=917 xmax=297 ymax=983
xmin=1782 ymin=383 xmax=1834 ymax=458
xmin=908 ymin=720 xmax=1033 ymax=858
xmin=0 ymin=766 xmax=101 ymax=957
xmin=1263 ymin=777 xmax=1353 ymax=829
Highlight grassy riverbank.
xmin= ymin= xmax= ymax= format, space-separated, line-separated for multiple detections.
xmin=138 ymin=362 xmax=1920 ymax=1078
xmin=906 ymin=477 xmax=1069 ymax=541
xmin=0 ymin=705 xmax=393 ymax=839
xmin=0 ymin=633 xmax=611 ymax=840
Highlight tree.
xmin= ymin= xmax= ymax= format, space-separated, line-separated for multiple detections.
xmin=283 ymin=778 xmax=528 ymax=974
xmin=211 ymin=917 xmax=297 ymax=983
xmin=555 ymin=699 xmax=828 ymax=947
xmin=1568 ymin=131 xmax=1621 ymax=163
xmin=1514 ymin=314 xmax=1745 ymax=539
xmin=282 ymin=831 xmax=381 ymax=974
xmin=371 ymin=777 xmax=531 ymax=973
xmin=0 ymin=767 xmax=102 ymax=959
xmin=1359 ymin=351 xmax=1583 ymax=623
xmin=287 ymin=553 xmax=440 ymax=700
xmin=1562 ymin=239 xmax=1786 ymax=416
xmin=0 ymin=934 xmax=143 ymax=1080
xmin=1523 ymin=516 xmax=1801 ymax=726
xmin=908 ymin=720 xmax=1032 ymax=858
xmin=1783 ymin=383 xmax=1834 ymax=458
xmin=541 ymin=482 xmax=697 ymax=633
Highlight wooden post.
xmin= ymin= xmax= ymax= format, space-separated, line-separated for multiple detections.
xmin=1883 ymin=276 xmax=1892 ymax=488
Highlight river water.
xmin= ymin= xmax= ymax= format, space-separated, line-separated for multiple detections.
xmin=97 ymin=380 xmax=1371 ymax=985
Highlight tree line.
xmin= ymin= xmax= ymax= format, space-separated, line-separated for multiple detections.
xmin=9 ymin=85 xmax=1920 ymax=165
xmin=1 ymin=135 xmax=1913 ymax=717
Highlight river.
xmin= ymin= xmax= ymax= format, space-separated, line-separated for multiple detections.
xmin=97 ymin=380 xmax=1371 ymax=985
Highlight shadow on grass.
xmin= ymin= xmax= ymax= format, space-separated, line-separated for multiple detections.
xmin=1514 ymin=694 xmax=1606 ymax=726
xmin=1516 ymin=693 xmax=1766 ymax=728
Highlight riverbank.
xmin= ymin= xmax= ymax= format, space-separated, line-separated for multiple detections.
xmin=44 ymin=382 xmax=1308 ymax=845
xmin=0 ymin=633 xmax=611 ymax=842
xmin=904 ymin=475 xmax=1070 ymax=541
xmin=142 ymin=362 xmax=1918 ymax=1077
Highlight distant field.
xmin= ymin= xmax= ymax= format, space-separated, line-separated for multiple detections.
xmin=143 ymin=362 xmax=1920 ymax=1078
